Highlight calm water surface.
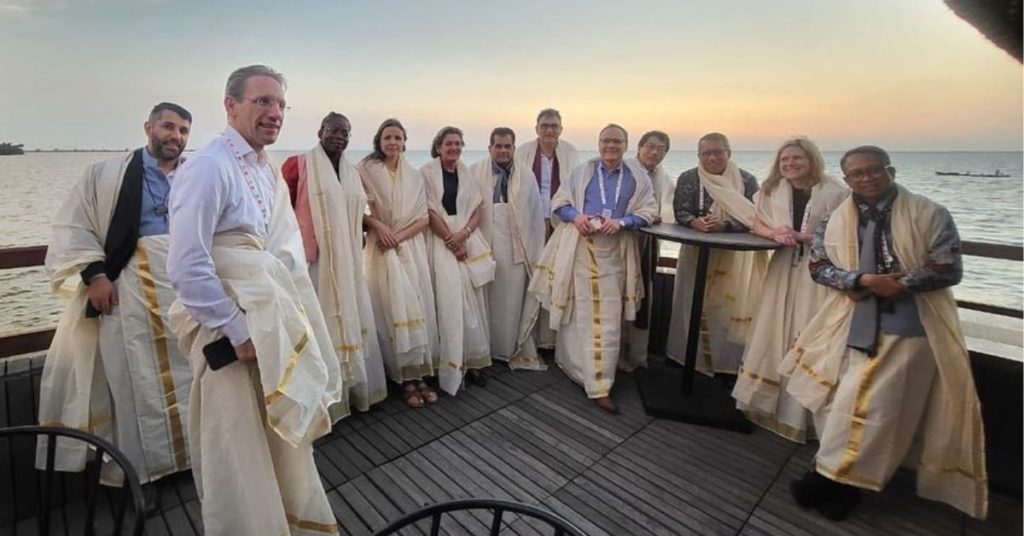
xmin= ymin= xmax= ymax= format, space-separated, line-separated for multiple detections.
xmin=0 ymin=149 xmax=1020 ymax=335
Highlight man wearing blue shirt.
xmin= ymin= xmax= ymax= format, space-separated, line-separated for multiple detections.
xmin=40 ymin=103 xmax=194 ymax=512
xmin=529 ymin=124 xmax=659 ymax=413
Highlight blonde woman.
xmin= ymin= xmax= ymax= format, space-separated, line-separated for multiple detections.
xmin=732 ymin=137 xmax=849 ymax=441
xmin=358 ymin=119 xmax=439 ymax=408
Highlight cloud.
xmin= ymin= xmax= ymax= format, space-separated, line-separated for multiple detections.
xmin=0 ymin=0 xmax=163 ymax=17
xmin=0 ymin=0 xmax=71 ymax=17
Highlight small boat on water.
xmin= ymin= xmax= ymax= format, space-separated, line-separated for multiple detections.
xmin=935 ymin=169 xmax=1009 ymax=177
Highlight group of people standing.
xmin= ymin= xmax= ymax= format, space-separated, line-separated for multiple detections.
xmin=36 ymin=63 xmax=987 ymax=535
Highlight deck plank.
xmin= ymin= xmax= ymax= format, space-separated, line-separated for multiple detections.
xmin=338 ymin=475 xmax=406 ymax=534
xmin=326 ymin=489 xmax=371 ymax=536
xmin=4 ymin=361 xmax=1020 ymax=536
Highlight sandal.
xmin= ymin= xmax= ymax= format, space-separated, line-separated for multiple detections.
xmin=417 ymin=382 xmax=439 ymax=405
xmin=402 ymin=383 xmax=424 ymax=408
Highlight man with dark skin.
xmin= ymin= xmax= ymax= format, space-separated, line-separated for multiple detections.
xmin=788 ymin=146 xmax=986 ymax=520
xmin=283 ymin=113 xmax=351 ymax=206
xmin=283 ymin=111 xmax=388 ymax=416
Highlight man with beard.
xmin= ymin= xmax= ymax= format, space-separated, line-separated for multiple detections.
xmin=471 ymin=127 xmax=546 ymax=370
xmin=528 ymin=124 xmax=658 ymax=413
xmin=168 ymin=65 xmax=342 ymax=535
xmin=40 ymin=102 xmax=194 ymax=511
xmin=282 ymin=112 xmax=387 ymax=418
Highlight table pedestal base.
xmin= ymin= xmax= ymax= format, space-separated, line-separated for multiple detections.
xmin=636 ymin=360 xmax=752 ymax=433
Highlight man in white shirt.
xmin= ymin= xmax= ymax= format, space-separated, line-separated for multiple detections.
xmin=168 ymin=65 xmax=341 ymax=536
xmin=514 ymin=108 xmax=580 ymax=351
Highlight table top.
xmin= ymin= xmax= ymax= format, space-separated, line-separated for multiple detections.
xmin=641 ymin=223 xmax=782 ymax=251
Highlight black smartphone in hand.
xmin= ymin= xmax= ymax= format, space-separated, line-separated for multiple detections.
xmin=202 ymin=337 xmax=238 ymax=370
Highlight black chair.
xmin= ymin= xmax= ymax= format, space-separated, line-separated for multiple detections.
xmin=0 ymin=425 xmax=145 ymax=536
xmin=372 ymin=498 xmax=586 ymax=536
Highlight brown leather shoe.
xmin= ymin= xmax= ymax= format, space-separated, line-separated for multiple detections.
xmin=594 ymin=396 xmax=618 ymax=414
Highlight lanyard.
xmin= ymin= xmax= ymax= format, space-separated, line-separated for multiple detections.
xmin=697 ymin=182 xmax=715 ymax=217
xmin=597 ymin=164 xmax=623 ymax=212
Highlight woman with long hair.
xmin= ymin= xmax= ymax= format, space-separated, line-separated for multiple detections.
xmin=732 ymin=137 xmax=849 ymax=441
xmin=357 ymin=119 xmax=439 ymax=408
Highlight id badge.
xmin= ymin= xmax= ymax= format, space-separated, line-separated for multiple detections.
xmin=601 ymin=208 xmax=613 ymax=220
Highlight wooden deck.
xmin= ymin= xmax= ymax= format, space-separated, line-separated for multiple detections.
xmin=115 ymin=360 xmax=1020 ymax=536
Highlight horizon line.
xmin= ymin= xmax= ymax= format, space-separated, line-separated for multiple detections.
xmin=13 ymin=147 xmax=1024 ymax=154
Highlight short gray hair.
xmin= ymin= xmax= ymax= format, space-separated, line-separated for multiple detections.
xmin=225 ymin=64 xmax=286 ymax=100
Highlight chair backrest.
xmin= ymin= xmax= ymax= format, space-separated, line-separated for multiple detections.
xmin=0 ymin=425 xmax=145 ymax=536
xmin=372 ymin=498 xmax=586 ymax=536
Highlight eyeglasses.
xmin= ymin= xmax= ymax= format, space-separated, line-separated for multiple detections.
xmin=242 ymin=96 xmax=291 ymax=112
xmin=641 ymin=142 xmax=668 ymax=153
xmin=698 ymin=149 xmax=727 ymax=158
xmin=844 ymin=165 xmax=892 ymax=181
xmin=538 ymin=122 xmax=562 ymax=131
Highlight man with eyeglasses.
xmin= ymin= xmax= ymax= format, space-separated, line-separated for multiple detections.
xmin=168 ymin=65 xmax=342 ymax=535
xmin=40 ymin=102 xmax=193 ymax=513
xmin=785 ymin=145 xmax=985 ymax=521
xmin=526 ymin=124 xmax=659 ymax=413
xmin=281 ymin=112 xmax=388 ymax=419
xmin=666 ymin=132 xmax=763 ymax=375
xmin=515 ymin=108 xmax=581 ymax=227
xmin=515 ymin=108 xmax=580 ymax=352
xmin=621 ymin=131 xmax=673 ymax=368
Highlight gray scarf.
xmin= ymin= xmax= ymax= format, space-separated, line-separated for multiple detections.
xmin=847 ymin=188 xmax=898 ymax=357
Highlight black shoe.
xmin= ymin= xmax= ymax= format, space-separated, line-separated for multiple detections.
xmin=816 ymin=483 xmax=860 ymax=521
xmin=467 ymin=369 xmax=486 ymax=387
xmin=142 ymin=482 xmax=161 ymax=516
xmin=789 ymin=471 xmax=833 ymax=509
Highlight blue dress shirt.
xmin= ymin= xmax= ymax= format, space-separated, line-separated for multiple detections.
xmin=554 ymin=161 xmax=646 ymax=229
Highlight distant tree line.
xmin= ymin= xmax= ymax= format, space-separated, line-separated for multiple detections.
xmin=0 ymin=142 xmax=24 ymax=156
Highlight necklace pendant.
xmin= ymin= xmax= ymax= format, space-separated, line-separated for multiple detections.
xmin=155 ymin=203 xmax=168 ymax=216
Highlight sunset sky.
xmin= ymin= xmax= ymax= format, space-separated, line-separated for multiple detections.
xmin=1 ymin=0 xmax=1020 ymax=151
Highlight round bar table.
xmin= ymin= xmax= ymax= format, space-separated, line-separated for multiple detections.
xmin=637 ymin=223 xmax=780 ymax=432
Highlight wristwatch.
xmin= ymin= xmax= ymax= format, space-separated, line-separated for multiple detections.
xmin=617 ymin=219 xmax=626 ymax=230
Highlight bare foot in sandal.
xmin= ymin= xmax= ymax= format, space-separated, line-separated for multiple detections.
xmin=402 ymin=383 xmax=424 ymax=408
xmin=417 ymin=382 xmax=439 ymax=405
